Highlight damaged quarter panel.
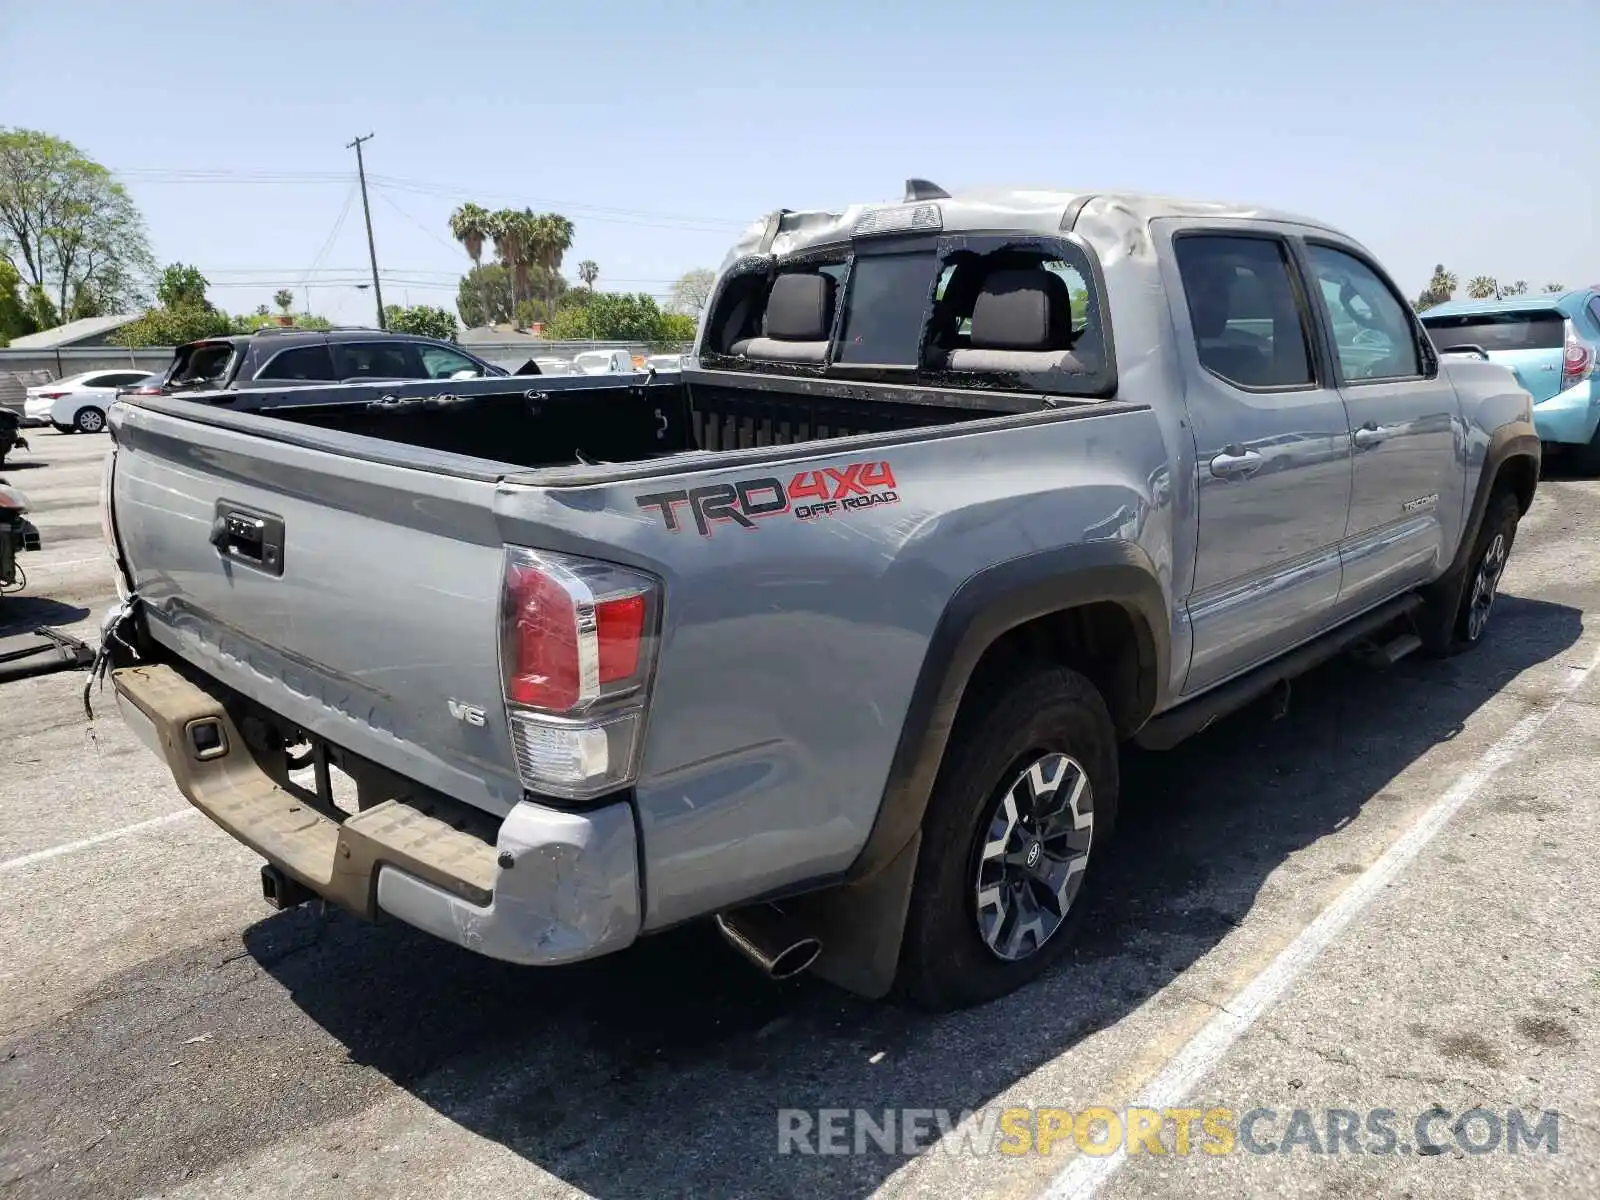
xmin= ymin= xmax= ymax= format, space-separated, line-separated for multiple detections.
xmin=490 ymin=404 xmax=1176 ymax=930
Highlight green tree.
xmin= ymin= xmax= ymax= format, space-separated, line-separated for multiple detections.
xmin=668 ymin=268 xmax=716 ymax=316
xmin=0 ymin=128 xmax=155 ymax=320
xmin=232 ymin=310 xmax=330 ymax=334
xmin=68 ymin=281 xmax=101 ymax=320
xmin=578 ymin=259 xmax=599 ymax=288
xmin=0 ymin=259 xmax=35 ymax=340
xmin=458 ymin=263 xmax=515 ymax=327
xmin=383 ymin=303 xmax=458 ymax=341
xmin=654 ymin=311 xmax=698 ymax=348
xmin=1466 ymin=275 xmax=1498 ymax=300
xmin=24 ymin=284 xmax=58 ymax=331
xmin=156 ymin=263 xmax=210 ymax=310
xmin=449 ymin=202 xmax=493 ymax=270
xmin=110 ymin=305 xmax=233 ymax=347
xmin=1543 ymin=283 xmax=1565 ymax=293
xmin=272 ymin=288 xmax=295 ymax=315
xmin=254 ymin=304 xmax=270 ymax=317
xmin=543 ymin=291 xmax=663 ymax=341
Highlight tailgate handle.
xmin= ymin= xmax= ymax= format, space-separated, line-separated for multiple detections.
xmin=211 ymin=501 xmax=285 ymax=576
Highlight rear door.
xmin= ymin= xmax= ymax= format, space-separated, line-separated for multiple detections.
xmin=1159 ymin=224 xmax=1354 ymax=695
xmin=1421 ymin=308 xmax=1567 ymax=402
xmin=1301 ymin=241 xmax=1463 ymax=611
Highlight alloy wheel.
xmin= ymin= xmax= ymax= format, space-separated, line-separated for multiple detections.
xmin=973 ymin=752 xmax=1094 ymax=962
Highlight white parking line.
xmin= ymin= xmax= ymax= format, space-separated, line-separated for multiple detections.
xmin=1041 ymin=639 xmax=1600 ymax=1200
xmin=0 ymin=808 xmax=199 ymax=875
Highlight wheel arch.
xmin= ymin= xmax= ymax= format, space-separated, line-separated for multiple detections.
xmin=849 ymin=541 xmax=1170 ymax=882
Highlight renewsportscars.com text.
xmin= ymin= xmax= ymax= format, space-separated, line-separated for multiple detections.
xmin=776 ymin=1106 xmax=1562 ymax=1158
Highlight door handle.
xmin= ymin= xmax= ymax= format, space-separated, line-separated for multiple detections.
xmin=1352 ymin=423 xmax=1389 ymax=448
xmin=1209 ymin=448 xmax=1263 ymax=479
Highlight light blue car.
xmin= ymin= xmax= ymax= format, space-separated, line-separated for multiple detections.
xmin=1422 ymin=289 xmax=1600 ymax=469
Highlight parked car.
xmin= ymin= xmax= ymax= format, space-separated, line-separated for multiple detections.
xmin=644 ymin=354 xmax=683 ymax=371
xmin=1421 ymin=289 xmax=1600 ymax=468
xmin=0 ymin=409 xmax=26 ymax=465
xmin=155 ymin=328 xmax=509 ymax=396
xmin=102 ymin=184 xmax=1537 ymax=1010
xmin=571 ymin=349 xmax=636 ymax=375
xmin=25 ymin=368 xmax=155 ymax=433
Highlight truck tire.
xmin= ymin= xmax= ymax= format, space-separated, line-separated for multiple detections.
xmin=897 ymin=665 xmax=1118 ymax=1010
xmin=1419 ymin=489 xmax=1520 ymax=656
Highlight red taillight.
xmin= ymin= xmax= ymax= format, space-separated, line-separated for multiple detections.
xmin=1561 ymin=320 xmax=1592 ymax=391
xmin=503 ymin=558 xmax=582 ymax=710
xmin=596 ymin=593 xmax=646 ymax=682
xmin=498 ymin=547 xmax=661 ymax=800
xmin=38 ymin=391 xmax=68 ymax=400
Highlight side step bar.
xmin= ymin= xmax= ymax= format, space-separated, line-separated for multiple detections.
xmin=1136 ymin=593 xmax=1423 ymax=751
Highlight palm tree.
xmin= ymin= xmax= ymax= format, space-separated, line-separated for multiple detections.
xmin=1466 ymin=276 xmax=1498 ymax=300
xmin=1543 ymin=282 xmax=1566 ymax=293
xmin=449 ymin=203 xmax=492 ymax=269
xmin=1501 ymin=280 xmax=1528 ymax=296
xmin=534 ymin=213 xmax=575 ymax=309
xmin=489 ymin=209 xmax=537 ymax=319
xmin=579 ymin=260 xmax=599 ymax=289
xmin=273 ymin=289 xmax=295 ymax=314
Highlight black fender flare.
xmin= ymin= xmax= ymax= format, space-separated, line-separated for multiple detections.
xmin=1453 ymin=422 xmax=1539 ymax=578
xmin=848 ymin=541 xmax=1170 ymax=881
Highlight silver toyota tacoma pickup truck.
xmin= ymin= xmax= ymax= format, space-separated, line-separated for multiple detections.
xmin=101 ymin=183 xmax=1538 ymax=1009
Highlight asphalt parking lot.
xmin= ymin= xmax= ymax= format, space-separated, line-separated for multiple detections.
xmin=2 ymin=427 xmax=1597 ymax=1199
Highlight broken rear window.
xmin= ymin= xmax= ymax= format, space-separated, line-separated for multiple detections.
xmin=834 ymin=252 xmax=937 ymax=366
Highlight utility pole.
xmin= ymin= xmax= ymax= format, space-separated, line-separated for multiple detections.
xmin=346 ymin=133 xmax=385 ymax=329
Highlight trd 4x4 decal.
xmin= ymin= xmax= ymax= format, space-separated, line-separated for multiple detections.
xmin=636 ymin=460 xmax=899 ymax=536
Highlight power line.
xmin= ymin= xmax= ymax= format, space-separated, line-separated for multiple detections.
xmin=111 ymin=164 xmax=749 ymax=230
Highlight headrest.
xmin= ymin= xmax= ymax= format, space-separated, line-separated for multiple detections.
xmin=764 ymin=273 xmax=836 ymax=342
xmin=969 ymin=270 xmax=1072 ymax=351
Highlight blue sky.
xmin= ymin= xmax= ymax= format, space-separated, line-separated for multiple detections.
xmin=2 ymin=0 xmax=1595 ymax=324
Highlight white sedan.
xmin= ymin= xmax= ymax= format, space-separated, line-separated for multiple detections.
xmin=24 ymin=369 xmax=154 ymax=433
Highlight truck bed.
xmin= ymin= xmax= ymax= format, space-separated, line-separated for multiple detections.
xmin=180 ymin=369 xmax=1024 ymax=472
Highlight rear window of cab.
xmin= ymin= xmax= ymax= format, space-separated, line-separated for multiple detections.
xmin=699 ymin=233 xmax=1114 ymax=401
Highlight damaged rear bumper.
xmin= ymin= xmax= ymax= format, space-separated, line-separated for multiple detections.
xmin=112 ymin=662 xmax=642 ymax=965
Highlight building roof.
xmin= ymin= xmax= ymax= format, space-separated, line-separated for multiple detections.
xmin=5 ymin=313 xmax=142 ymax=349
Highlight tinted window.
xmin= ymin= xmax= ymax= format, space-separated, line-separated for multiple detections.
xmin=1174 ymin=236 xmax=1314 ymax=388
xmin=835 ymin=252 xmax=936 ymax=365
xmin=1587 ymin=297 xmax=1600 ymax=332
xmin=257 ymin=345 xmax=336 ymax=381
xmin=104 ymin=371 xmax=149 ymax=387
xmin=1305 ymin=245 xmax=1421 ymax=380
xmin=332 ymin=341 xmax=421 ymax=380
xmin=170 ymin=344 xmax=235 ymax=388
xmin=1422 ymin=311 xmax=1564 ymax=352
xmin=418 ymin=345 xmax=484 ymax=379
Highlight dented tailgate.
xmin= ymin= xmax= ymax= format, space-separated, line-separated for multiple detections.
xmin=110 ymin=398 xmax=527 ymax=818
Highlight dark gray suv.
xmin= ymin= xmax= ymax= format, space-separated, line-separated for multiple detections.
xmin=161 ymin=328 xmax=508 ymax=394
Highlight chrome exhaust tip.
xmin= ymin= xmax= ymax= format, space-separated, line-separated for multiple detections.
xmin=715 ymin=904 xmax=822 ymax=980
